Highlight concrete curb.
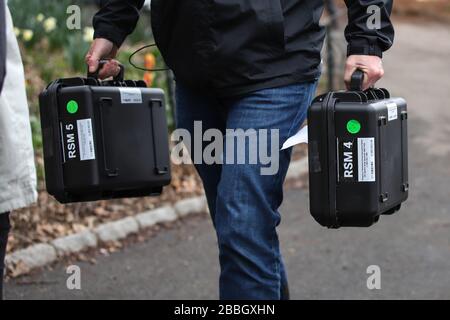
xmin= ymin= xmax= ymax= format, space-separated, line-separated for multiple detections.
xmin=174 ymin=196 xmax=208 ymax=217
xmin=5 ymin=159 xmax=308 ymax=276
xmin=5 ymin=244 xmax=57 ymax=273
xmin=94 ymin=217 xmax=140 ymax=243
xmin=135 ymin=206 xmax=178 ymax=229
xmin=52 ymin=231 xmax=98 ymax=256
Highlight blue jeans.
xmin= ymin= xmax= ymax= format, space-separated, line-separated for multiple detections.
xmin=176 ymin=82 xmax=318 ymax=300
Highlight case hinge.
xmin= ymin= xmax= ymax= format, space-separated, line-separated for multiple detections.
xmin=401 ymin=111 xmax=408 ymax=120
xmin=378 ymin=116 xmax=387 ymax=126
xmin=402 ymin=183 xmax=409 ymax=192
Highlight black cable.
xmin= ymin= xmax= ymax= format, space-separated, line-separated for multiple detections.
xmin=128 ymin=44 xmax=169 ymax=72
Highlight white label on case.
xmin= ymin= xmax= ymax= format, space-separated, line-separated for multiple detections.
xmin=387 ymin=102 xmax=398 ymax=121
xmin=77 ymin=118 xmax=96 ymax=161
xmin=358 ymin=138 xmax=376 ymax=182
xmin=119 ymin=88 xmax=142 ymax=104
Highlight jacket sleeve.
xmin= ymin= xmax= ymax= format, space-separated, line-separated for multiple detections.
xmin=93 ymin=0 xmax=145 ymax=47
xmin=344 ymin=0 xmax=395 ymax=58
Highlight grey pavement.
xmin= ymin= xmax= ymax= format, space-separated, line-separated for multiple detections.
xmin=5 ymin=21 xmax=450 ymax=300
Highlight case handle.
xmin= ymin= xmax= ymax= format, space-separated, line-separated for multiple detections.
xmin=349 ymin=69 xmax=365 ymax=92
xmin=87 ymin=60 xmax=125 ymax=82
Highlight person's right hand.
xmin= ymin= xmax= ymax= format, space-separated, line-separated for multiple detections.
xmin=85 ymin=38 xmax=121 ymax=79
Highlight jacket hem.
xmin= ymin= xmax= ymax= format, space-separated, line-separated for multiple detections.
xmin=0 ymin=182 xmax=38 ymax=213
xmin=214 ymin=71 xmax=321 ymax=98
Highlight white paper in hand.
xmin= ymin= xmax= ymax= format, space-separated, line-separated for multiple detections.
xmin=281 ymin=125 xmax=309 ymax=150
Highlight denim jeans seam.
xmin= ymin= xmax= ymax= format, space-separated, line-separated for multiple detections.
xmin=285 ymin=87 xmax=310 ymax=141
xmin=275 ymin=84 xmax=312 ymax=194
xmin=271 ymin=230 xmax=281 ymax=298
xmin=270 ymin=83 xmax=313 ymax=298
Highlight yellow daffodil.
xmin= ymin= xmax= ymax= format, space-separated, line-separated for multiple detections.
xmin=83 ymin=27 xmax=95 ymax=43
xmin=22 ymin=29 xmax=34 ymax=42
xmin=43 ymin=17 xmax=57 ymax=33
xmin=36 ymin=14 xmax=45 ymax=23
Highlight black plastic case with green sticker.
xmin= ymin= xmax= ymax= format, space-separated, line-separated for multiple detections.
xmin=308 ymin=71 xmax=408 ymax=228
xmin=39 ymin=63 xmax=171 ymax=204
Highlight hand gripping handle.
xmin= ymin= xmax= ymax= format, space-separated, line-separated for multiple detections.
xmin=87 ymin=59 xmax=125 ymax=82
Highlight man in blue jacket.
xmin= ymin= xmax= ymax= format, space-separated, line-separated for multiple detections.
xmin=87 ymin=0 xmax=394 ymax=300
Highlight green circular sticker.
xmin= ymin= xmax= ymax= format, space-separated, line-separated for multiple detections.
xmin=66 ymin=100 xmax=79 ymax=114
xmin=347 ymin=119 xmax=361 ymax=134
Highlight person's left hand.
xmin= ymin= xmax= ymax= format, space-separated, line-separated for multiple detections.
xmin=344 ymin=55 xmax=384 ymax=90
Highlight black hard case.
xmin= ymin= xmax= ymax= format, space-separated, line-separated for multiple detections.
xmin=307 ymin=84 xmax=408 ymax=228
xmin=39 ymin=76 xmax=171 ymax=204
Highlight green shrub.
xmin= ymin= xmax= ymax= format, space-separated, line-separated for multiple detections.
xmin=64 ymin=33 xmax=91 ymax=73
xmin=9 ymin=0 xmax=74 ymax=49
